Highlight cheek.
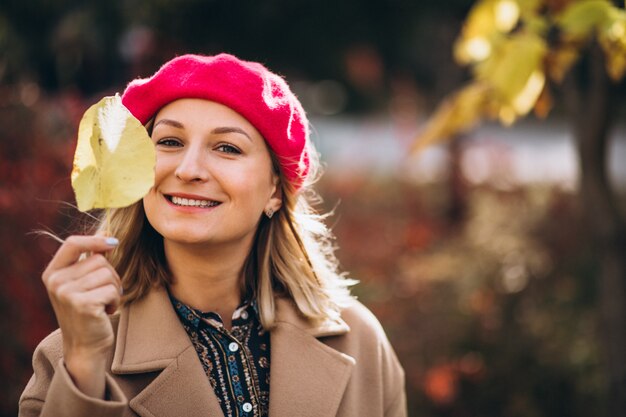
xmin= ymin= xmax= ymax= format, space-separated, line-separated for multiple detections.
xmin=153 ymin=156 xmax=173 ymax=184
xmin=232 ymin=161 xmax=275 ymax=196
xmin=154 ymin=156 xmax=168 ymax=180
xmin=143 ymin=158 xmax=170 ymax=216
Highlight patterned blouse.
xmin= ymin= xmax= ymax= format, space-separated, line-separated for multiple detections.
xmin=169 ymin=294 xmax=271 ymax=417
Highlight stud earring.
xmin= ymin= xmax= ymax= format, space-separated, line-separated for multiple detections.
xmin=265 ymin=208 xmax=274 ymax=219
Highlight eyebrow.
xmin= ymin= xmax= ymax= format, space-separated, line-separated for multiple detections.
xmin=153 ymin=119 xmax=252 ymax=141
xmin=154 ymin=119 xmax=184 ymax=129
xmin=211 ymin=126 xmax=252 ymax=141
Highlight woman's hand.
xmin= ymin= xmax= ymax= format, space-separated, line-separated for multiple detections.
xmin=41 ymin=235 xmax=122 ymax=399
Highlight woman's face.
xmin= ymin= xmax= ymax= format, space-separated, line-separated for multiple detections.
xmin=143 ymin=98 xmax=281 ymax=249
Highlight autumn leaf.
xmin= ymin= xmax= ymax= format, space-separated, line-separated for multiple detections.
xmin=598 ymin=6 xmax=626 ymax=80
xmin=411 ymin=83 xmax=489 ymax=154
xmin=454 ymin=0 xmax=521 ymax=64
xmin=474 ymin=31 xmax=547 ymax=119
xmin=556 ymin=0 xmax=614 ymax=39
xmin=516 ymin=0 xmax=543 ymax=16
xmin=413 ymin=0 xmax=626 ymax=154
xmin=71 ymin=94 xmax=155 ymax=212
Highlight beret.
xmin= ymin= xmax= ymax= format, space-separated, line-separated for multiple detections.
xmin=121 ymin=53 xmax=309 ymax=188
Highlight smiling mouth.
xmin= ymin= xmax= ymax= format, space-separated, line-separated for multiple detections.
xmin=165 ymin=195 xmax=221 ymax=208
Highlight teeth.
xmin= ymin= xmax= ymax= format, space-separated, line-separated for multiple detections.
xmin=171 ymin=196 xmax=219 ymax=207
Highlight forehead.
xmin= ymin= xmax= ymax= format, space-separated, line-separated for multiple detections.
xmin=153 ymin=98 xmax=263 ymax=140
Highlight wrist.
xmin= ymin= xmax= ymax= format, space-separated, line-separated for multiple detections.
xmin=65 ymin=350 xmax=107 ymax=372
xmin=64 ymin=349 xmax=108 ymax=399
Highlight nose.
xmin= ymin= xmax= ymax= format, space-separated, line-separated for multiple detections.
xmin=175 ymin=143 xmax=209 ymax=182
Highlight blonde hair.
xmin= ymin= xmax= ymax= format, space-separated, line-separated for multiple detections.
xmin=97 ymin=140 xmax=356 ymax=329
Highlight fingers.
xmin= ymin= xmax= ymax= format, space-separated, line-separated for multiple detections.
xmin=57 ymin=265 xmax=121 ymax=294
xmin=56 ymin=253 xmax=119 ymax=284
xmin=44 ymin=254 xmax=121 ymax=294
xmin=42 ymin=235 xmax=122 ymax=319
xmin=41 ymin=235 xmax=121 ymax=366
xmin=74 ymin=284 xmax=121 ymax=316
xmin=44 ymin=235 xmax=119 ymax=277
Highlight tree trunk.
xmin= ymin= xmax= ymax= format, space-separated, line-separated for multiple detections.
xmin=447 ymin=135 xmax=468 ymax=225
xmin=574 ymin=44 xmax=626 ymax=417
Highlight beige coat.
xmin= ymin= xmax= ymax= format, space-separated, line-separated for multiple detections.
xmin=19 ymin=287 xmax=407 ymax=417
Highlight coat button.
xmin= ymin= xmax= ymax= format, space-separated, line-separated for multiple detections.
xmin=241 ymin=310 xmax=249 ymax=320
xmin=229 ymin=342 xmax=239 ymax=352
xmin=242 ymin=402 xmax=252 ymax=412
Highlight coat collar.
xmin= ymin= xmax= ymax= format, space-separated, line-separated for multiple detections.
xmin=111 ymin=286 xmax=222 ymax=416
xmin=111 ymin=286 xmax=354 ymax=417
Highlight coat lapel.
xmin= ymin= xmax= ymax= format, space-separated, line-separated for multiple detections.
xmin=268 ymin=298 xmax=355 ymax=417
xmin=111 ymin=289 xmax=355 ymax=417
xmin=111 ymin=287 xmax=224 ymax=417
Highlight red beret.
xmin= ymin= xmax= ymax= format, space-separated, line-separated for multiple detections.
xmin=121 ymin=53 xmax=310 ymax=189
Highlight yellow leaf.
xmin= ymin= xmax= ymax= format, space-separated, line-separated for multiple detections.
xmin=475 ymin=32 xmax=547 ymax=115
xmin=454 ymin=0 xmax=521 ymax=64
xmin=598 ymin=7 xmax=626 ymax=80
xmin=455 ymin=37 xmax=494 ymax=63
xmin=605 ymin=51 xmax=626 ymax=79
xmin=71 ymin=94 xmax=156 ymax=212
xmin=557 ymin=0 xmax=614 ymax=40
xmin=516 ymin=0 xmax=543 ymax=16
xmin=495 ymin=0 xmax=521 ymax=31
xmin=513 ymin=70 xmax=546 ymax=114
xmin=525 ymin=14 xmax=550 ymax=36
xmin=498 ymin=106 xmax=518 ymax=125
xmin=411 ymin=83 xmax=489 ymax=154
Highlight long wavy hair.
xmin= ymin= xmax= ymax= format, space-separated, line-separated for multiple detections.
xmin=95 ymin=136 xmax=356 ymax=329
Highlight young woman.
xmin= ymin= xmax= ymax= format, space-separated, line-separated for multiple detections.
xmin=19 ymin=53 xmax=406 ymax=417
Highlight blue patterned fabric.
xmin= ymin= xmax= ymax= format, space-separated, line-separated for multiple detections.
xmin=169 ymin=293 xmax=271 ymax=417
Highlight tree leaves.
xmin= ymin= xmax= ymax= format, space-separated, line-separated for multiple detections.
xmin=71 ymin=95 xmax=155 ymax=212
xmin=475 ymin=32 xmax=547 ymax=121
xmin=455 ymin=0 xmax=521 ymax=64
xmin=556 ymin=0 xmax=614 ymax=39
xmin=597 ymin=7 xmax=626 ymax=79
xmin=412 ymin=0 xmax=626 ymax=151
xmin=556 ymin=0 xmax=626 ymax=79
xmin=411 ymin=83 xmax=489 ymax=154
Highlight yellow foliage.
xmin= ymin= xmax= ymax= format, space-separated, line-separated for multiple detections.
xmin=598 ymin=8 xmax=626 ymax=80
xmin=556 ymin=0 xmax=614 ymax=39
xmin=411 ymin=83 xmax=489 ymax=154
xmin=71 ymin=95 xmax=156 ymax=212
xmin=475 ymin=32 xmax=547 ymax=117
xmin=524 ymin=14 xmax=550 ymax=35
xmin=551 ymin=1 xmax=626 ymax=81
xmin=455 ymin=0 xmax=521 ymax=64
xmin=516 ymin=0 xmax=543 ymax=16
xmin=411 ymin=0 xmax=626 ymax=153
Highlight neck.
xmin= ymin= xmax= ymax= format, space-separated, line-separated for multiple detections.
xmin=165 ymin=240 xmax=251 ymax=328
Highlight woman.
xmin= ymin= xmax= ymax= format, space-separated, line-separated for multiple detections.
xmin=19 ymin=53 xmax=406 ymax=417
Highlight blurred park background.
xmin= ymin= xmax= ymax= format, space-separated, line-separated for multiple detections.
xmin=1 ymin=1 xmax=625 ymax=416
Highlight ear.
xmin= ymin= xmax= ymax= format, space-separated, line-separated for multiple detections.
xmin=266 ymin=175 xmax=283 ymax=213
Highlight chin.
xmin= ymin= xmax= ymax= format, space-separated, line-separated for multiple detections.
xmin=161 ymin=230 xmax=214 ymax=246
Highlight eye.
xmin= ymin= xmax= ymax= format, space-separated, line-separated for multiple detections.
xmin=156 ymin=138 xmax=182 ymax=147
xmin=216 ymin=143 xmax=241 ymax=154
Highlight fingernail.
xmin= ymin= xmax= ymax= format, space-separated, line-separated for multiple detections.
xmin=105 ymin=237 xmax=119 ymax=246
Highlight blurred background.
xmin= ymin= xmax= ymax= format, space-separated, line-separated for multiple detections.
xmin=1 ymin=1 xmax=625 ymax=416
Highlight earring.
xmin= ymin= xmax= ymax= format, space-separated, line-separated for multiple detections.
xmin=265 ymin=208 xmax=274 ymax=219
